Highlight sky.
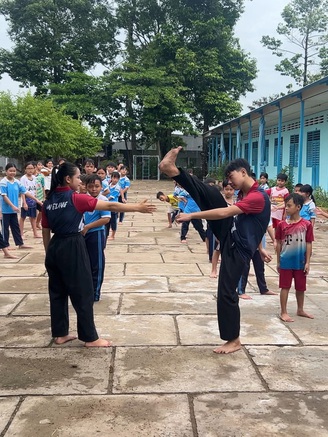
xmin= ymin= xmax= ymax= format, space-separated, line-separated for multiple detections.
xmin=0 ymin=0 xmax=292 ymax=113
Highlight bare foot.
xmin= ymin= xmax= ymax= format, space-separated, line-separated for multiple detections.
xmin=158 ymin=146 xmax=182 ymax=177
xmin=181 ymin=239 xmax=187 ymax=244
xmin=297 ymin=310 xmax=314 ymax=319
xmin=240 ymin=294 xmax=252 ymax=300
xmin=210 ymin=272 xmax=218 ymax=278
xmin=280 ymin=313 xmax=294 ymax=322
xmin=108 ymin=236 xmax=115 ymax=241
xmin=262 ymin=290 xmax=278 ymax=295
xmin=213 ymin=338 xmax=241 ymax=354
xmin=18 ymin=245 xmax=33 ymax=249
xmin=4 ymin=253 xmax=19 ymax=259
xmin=33 ymin=234 xmax=42 ymax=239
xmin=85 ymin=338 xmax=112 ymax=347
xmin=54 ymin=335 xmax=77 ymax=345
xmin=167 ymin=224 xmax=172 ymax=228
xmin=36 ymin=225 xmax=42 ymax=230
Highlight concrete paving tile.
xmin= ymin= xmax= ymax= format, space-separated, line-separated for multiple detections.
xmin=306 ymin=277 xmax=328 ymax=293
xmin=120 ymin=293 xmax=216 ymax=315
xmin=197 ymin=263 xmax=211 ymax=275
xmin=18 ymin=252 xmax=45 ymax=264
xmin=0 ymin=397 xmax=20 ymax=435
xmin=113 ymin=346 xmax=265 ymax=393
xmin=177 ymin=309 xmax=298 ymax=346
xmin=194 ymin=392 xmax=328 ymax=437
xmin=285 ymin=315 xmax=328 ymax=346
xmin=162 ymin=252 xmax=208 ymax=264
xmin=100 ymin=277 xmax=169 ymax=293
xmin=169 ymin=276 xmax=217 ymax=292
xmin=95 ymin=315 xmax=177 ymax=346
xmin=187 ymin=244 xmax=208 ymax=254
xmin=104 ymin=252 xmax=163 ymax=263
xmin=0 ymin=277 xmax=48 ymax=293
xmin=0 ymin=348 xmax=111 ymax=395
xmin=128 ymin=244 xmax=189 ymax=253
xmin=126 ymin=263 xmax=202 ymax=276
xmin=0 ymin=264 xmax=46 ymax=277
xmin=247 ymin=346 xmax=328 ymax=391
xmin=110 ymin=236 xmax=156 ymax=244
xmin=11 ymin=294 xmax=49 ymax=316
xmin=0 ymin=294 xmax=25 ymax=315
xmin=307 ymin=294 xmax=328 ymax=313
xmin=103 ymin=263 xmax=124 ymax=277
xmin=0 ymin=316 xmax=50 ymax=347
xmin=5 ymin=394 xmax=193 ymax=437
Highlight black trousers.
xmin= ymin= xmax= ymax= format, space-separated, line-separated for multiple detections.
xmin=181 ymin=219 xmax=206 ymax=241
xmin=2 ymin=213 xmax=24 ymax=246
xmin=84 ymin=230 xmax=106 ymax=301
xmin=174 ymin=169 xmax=242 ymax=340
xmin=239 ymin=249 xmax=268 ymax=294
xmin=45 ymin=233 xmax=98 ymax=342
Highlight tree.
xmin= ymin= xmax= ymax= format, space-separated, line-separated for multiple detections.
xmin=261 ymin=0 xmax=328 ymax=87
xmin=0 ymin=0 xmax=118 ymax=92
xmin=0 ymin=92 xmax=102 ymax=162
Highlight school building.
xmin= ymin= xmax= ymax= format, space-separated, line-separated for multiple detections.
xmin=206 ymin=76 xmax=328 ymax=189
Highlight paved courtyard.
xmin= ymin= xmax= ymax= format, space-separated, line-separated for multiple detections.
xmin=1 ymin=179 xmax=328 ymax=436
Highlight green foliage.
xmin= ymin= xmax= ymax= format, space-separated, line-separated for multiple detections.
xmin=314 ymin=187 xmax=328 ymax=208
xmin=0 ymin=92 xmax=102 ymax=161
xmin=261 ymin=0 xmax=328 ymax=86
xmin=0 ymin=0 xmax=118 ymax=90
xmin=268 ymin=165 xmax=295 ymax=193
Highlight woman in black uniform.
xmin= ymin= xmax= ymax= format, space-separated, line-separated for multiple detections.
xmin=42 ymin=162 xmax=155 ymax=347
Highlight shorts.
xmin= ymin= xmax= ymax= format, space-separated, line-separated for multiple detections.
xmin=279 ymin=268 xmax=306 ymax=292
xmin=36 ymin=203 xmax=42 ymax=212
xmin=167 ymin=205 xmax=179 ymax=214
xmin=21 ymin=206 xmax=37 ymax=219
xmin=272 ymin=217 xmax=281 ymax=229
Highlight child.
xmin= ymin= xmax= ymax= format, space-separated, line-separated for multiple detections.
xmin=210 ymin=179 xmax=234 ymax=278
xmin=299 ymin=184 xmax=316 ymax=227
xmin=35 ymin=161 xmax=45 ymax=230
xmin=19 ymin=162 xmax=41 ymax=238
xmin=156 ymin=191 xmax=179 ymax=228
xmin=266 ymin=173 xmax=289 ymax=230
xmin=96 ymin=167 xmax=110 ymax=197
xmin=106 ymin=162 xmax=117 ymax=183
xmin=118 ymin=166 xmax=131 ymax=224
xmin=41 ymin=162 xmax=156 ymax=347
xmin=41 ymin=159 xmax=54 ymax=196
xmin=83 ymin=158 xmax=96 ymax=175
xmin=79 ymin=175 xmax=88 ymax=194
xmin=107 ymin=170 xmax=121 ymax=240
xmin=82 ymin=174 xmax=110 ymax=301
xmin=294 ymin=183 xmax=303 ymax=194
xmin=178 ymin=190 xmax=206 ymax=244
xmin=276 ymin=193 xmax=314 ymax=322
xmin=0 ymin=163 xmax=40 ymax=249
xmin=259 ymin=172 xmax=269 ymax=190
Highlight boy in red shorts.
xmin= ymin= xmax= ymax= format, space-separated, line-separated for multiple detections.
xmin=276 ymin=193 xmax=314 ymax=322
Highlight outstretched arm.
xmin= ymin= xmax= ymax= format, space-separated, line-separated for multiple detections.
xmin=176 ymin=204 xmax=243 ymax=222
xmin=95 ymin=199 xmax=156 ymax=214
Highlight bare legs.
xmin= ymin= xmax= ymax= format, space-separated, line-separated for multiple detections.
xmin=280 ymin=288 xmax=314 ymax=322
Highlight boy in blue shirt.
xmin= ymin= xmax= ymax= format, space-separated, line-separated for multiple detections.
xmin=107 ymin=171 xmax=122 ymax=240
xmin=118 ymin=165 xmax=131 ymax=224
xmin=82 ymin=174 xmax=111 ymax=301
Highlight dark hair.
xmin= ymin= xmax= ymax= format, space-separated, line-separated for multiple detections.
xmin=80 ymin=174 xmax=88 ymax=184
xmin=85 ymin=174 xmax=102 ymax=186
xmin=277 ymin=173 xmax=288 ymax=181
xmin=44 ymin=158 xmax=53 ymax=166
xmin=294 ymin=183 xmax=303 ymax=189
xmin=111 ymin=171 xmax=120 ymax=179
xmin=156 ymin=191 xmax=164 ymax=199
xmin=224 ymin=158 xmax=251 ymax=177
xmin=97 ymin=167 xmax=107 ymax=173
xmin=24 ymin=161 xmax=35 ymax=169
xmin=47 ymin=162 xmax=78 ymax=199
xmin=285 ymin=193 xmax=304 ymax=207
xmin=204 ymin=177 xmax=216 ymax=185
xmin=5 ymin=163 xmax=17 ymax=171
xmin=58 ymin=158 xmax=66 ymax=165
xmin=299 ymin=184 xmax=315 ymax=204
xmin=83 ymin=158 xmax=95 ymax=166
xmin=120 ymin=165 xmax=127 ymax=171
xmin=260 ymin=172 xmax=268 ymax=179
xmin=106 ymin=162 xmax=116 ymax=168
xmin=222 ymin=179 xmax=233 ymax=188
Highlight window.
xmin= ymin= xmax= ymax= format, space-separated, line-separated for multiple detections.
xmin=307 ymin=131 xmax=320 ymax=168
xmin=274 ymin=137 xmax=283 ymax=167
xmin=289 ymin=134 xmax=299 ymax=167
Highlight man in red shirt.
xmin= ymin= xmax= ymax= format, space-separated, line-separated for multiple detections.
xmin=159 ymin=147 xmax=271 ymax=354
